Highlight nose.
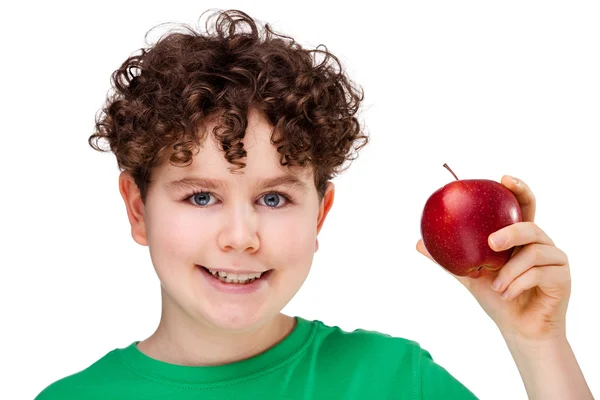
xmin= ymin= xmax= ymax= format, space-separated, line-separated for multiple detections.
xmin=217 ymin=204 xmax=260 ymax=253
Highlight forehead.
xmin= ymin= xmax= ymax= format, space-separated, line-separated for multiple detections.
xmin=156 ymin=109 xmax=314 ymax=185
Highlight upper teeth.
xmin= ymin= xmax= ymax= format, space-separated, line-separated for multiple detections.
xmin=207 ymin=269 xmax=264 ymax=280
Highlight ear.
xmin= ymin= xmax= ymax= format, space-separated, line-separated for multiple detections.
xmin=119 ymin=171 xmax=148 ymax=246
xmin=315 ymin=181 xmax=335 ymax=252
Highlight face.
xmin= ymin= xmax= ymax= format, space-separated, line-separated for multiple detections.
xmin=120 ymin=108 xmax=334 ymax=333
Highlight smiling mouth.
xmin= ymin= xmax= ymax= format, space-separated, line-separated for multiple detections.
xmin=198 ymin=265 xmax=273 ymax=284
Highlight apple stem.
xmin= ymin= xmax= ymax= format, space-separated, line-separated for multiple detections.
xmin=443 ymin=163 xmax=459 ymax=180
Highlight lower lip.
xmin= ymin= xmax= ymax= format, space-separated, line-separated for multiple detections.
xmin=197 ymin=265 xmax=272 ymax=294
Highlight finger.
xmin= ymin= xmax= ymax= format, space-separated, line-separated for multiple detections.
xmin=490 ymin=243 xmax=568 ymax=293
xmin=489 ymin=221 xmax=555 ymax=252
xmin=499 ymin=265 xmax=569 ymax=301
xmin=501 ymin=175 xmax=536 ymax=222
xmin=511 ymin=245 xmax=524 ymax=257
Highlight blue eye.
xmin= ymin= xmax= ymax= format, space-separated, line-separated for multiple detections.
xmin=190 ymin=192 xmax=215 ymax=207
xmin=260 ymin=193 xmax=286 ymax=208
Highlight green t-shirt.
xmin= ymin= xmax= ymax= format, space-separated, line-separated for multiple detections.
xmin=36 ymin=317 xmax=478 ymax=399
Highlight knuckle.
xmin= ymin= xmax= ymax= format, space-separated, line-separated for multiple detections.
xmin=559 ymin=249 xmax=569 ymax=265
xmin=564 ymin=267 xmax=572 ymax=286
xmin=530 ymin=222 xmax=543 ymax=237
xmin=529 ymin=266 xmax=541 ymax=282
xmin=532 ymin=244 xmax=543 ymax=264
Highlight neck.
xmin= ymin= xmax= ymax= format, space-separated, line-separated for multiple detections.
xmin=136 ymin=290 xmax=296 ymax=366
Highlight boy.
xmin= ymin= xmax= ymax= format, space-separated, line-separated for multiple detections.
xmin=36 ymin=9 xmax=593 ymax=399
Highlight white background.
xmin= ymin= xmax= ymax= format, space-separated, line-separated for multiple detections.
xmin=1 ymin=1 xmax=598 ymax=399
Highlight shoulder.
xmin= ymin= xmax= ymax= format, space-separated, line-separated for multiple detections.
xmin=310 ymin=318 xmax=425 ymax=361
xmin=34 ymin=346 xmax=129 ymax=400
xmin=306 ymin=318 xmax=429 ymax=383
xmin=306 ymin=319 xmax=478 ymax=399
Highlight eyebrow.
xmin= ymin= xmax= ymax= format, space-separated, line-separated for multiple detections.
xmin=166 ymin=174 xmax=309 ymax=194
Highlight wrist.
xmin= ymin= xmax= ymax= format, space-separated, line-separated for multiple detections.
xmin=499 ymin=326 xmax=567 ymax=353
xmin=504 ymin=334 xmax=570 ymax=366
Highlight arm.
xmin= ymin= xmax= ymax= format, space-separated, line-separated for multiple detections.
xmin=504 ymin=335 xmax=593 ymax=400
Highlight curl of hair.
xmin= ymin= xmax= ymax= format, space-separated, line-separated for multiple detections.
xmin=89 ymin=9 xmax=369 ymax=202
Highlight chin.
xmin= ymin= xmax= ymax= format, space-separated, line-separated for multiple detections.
xmin=198 ymin=302 xmax=276 ymax=333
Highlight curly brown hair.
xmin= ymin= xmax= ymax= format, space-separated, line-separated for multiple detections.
xmin=89 ymin=9 xmax=369 ymax=203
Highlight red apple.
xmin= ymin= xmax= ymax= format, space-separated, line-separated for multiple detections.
xmin=420 ymin=164 xmax=522 ymax=278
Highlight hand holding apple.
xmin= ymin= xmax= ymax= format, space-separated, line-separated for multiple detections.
xmin=416 ymin=172 xmax=571 ymax=343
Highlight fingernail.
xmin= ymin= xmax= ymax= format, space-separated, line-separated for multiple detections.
xmin=490 ymin=234 xmax=506 ymax=250
xmin=501 ymin=291 xmax=509 ymax=300
xmin=510 ymin=176 xmax=520 ymax=185
xmin=491 ymin=279 xmax=502 ymax=291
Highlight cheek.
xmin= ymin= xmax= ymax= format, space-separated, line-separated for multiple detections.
xmin=263 ymin=211 xmax=317 ymax=264
xmin=146 ymin=208 xmax=207 ymax=263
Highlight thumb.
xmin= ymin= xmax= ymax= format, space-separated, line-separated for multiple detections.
xmin=416 ymin=239 xmax=472 ymax=287
xmin=415 ymin=238 xmax=439 ymax=265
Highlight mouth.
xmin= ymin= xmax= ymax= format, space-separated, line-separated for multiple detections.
xmin=198 ymin=265 xmax=274 ymax=285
